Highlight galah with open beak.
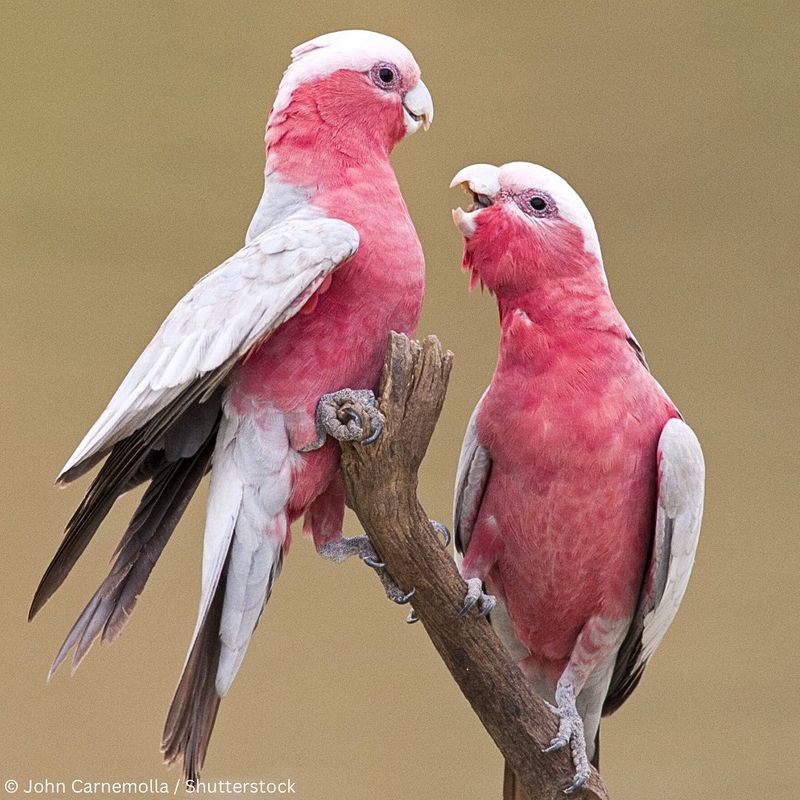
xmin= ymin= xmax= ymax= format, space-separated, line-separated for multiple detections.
xmin=29 ymin=30 xmax=433 ymax=780
xmin=451 ymin=162 xmax=704 ymax=794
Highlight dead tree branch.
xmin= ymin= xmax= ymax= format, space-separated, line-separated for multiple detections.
xmin=331 ymin=332 xmax=609 ymax=800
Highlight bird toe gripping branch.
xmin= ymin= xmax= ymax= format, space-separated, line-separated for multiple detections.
xmin=543 ymin=684 xmax=591 ymax=795
xmin=314 ymin=388 xmax=386 ymax=446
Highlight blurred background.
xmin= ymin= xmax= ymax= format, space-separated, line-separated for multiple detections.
xmin=2 ymin=2 xmax=797 ymax=798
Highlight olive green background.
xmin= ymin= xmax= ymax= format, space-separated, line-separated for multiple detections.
xmin=2 ymin=2 xmax=797 ymax=798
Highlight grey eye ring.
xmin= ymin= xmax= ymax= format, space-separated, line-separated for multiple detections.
xmin=370 ymin=62 xmax=401 ymax=90
xmin=517 ymin=189 xmax=556 ymax=218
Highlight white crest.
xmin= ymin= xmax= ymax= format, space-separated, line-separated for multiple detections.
xmin=273 ymin=30 xmax=420 ymax=114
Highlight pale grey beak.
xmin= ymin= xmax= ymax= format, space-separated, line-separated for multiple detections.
xmin=403 ymin=79 xmax=434 ymax=135
xmin=450 ymin=164 xmax=501 ymax=236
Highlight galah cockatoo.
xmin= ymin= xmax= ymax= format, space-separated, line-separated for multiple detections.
xmin=450 ymin=162 xmax=704 ymax=793
xmin=29 ymin=30 xmax=433 ymax=779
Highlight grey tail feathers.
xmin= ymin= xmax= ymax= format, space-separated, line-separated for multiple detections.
xmin=30 ymin=441 xmax=164 ymax=621
xmin=48 ymin=426 xmax=217 ymax=676
xmin=32 ymin=377 xmax=226 ymax=620
xmin=162 ymin=556 xmax=228 ymax=783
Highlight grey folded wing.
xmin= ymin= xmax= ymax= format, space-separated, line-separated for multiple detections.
xmin=453 ymin=389 xmax=492 ymax=560
xmin=604 ymin=417 xmax=705 ymax=714
xmin=58 ymin=216 xmax=360 ymax=484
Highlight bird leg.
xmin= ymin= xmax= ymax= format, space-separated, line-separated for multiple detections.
xmin=298 ymin=388 xmax=384 ymax=451
xmin=459 ymin=577 xmax=496 ymax=617
xmin=456 ymin=523 xmax=499 ymax=619
xmin=318 ymin=536 xmax=414 ymax=604
xmin=541 ymin=616 xmax=623 ymax=793
xmin=429 ymin=520 xmax=452 ymax=548
xmin=319 ymin=518 xmax=449 ymax=610
xmin=543 ymin=682 xmax=590 ymax=794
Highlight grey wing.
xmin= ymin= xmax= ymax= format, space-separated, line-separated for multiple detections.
xmin=453 ymin=389 xmax=492 ymax=560
xmin=58 ymin=216 xmax=359 ymax=484
xmin=31 ymin=216 xmax=358 ymax=620
xmin=604 ymin=417 xmax=705 ymax=714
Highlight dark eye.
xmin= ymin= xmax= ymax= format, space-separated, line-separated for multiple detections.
xmin=519 ymin=190 xmax=556 ymax=218
xmin=370 ymin=62 xmax=400 ymax=90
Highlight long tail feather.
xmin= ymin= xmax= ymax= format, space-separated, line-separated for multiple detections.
xmin=160 ymin=406 xmax=290 ymax=780
xmin=30 ymin=443 xmax=164 ymax=620
xmin=49 ymin=428 xmax=217 ymax=677
xmin=162 ymin=558 xmax=228 ymax=783
xmin=32 ymin=383 xmax=224 ymax=620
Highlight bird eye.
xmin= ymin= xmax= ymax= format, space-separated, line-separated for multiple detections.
xmin=370 ymin=62 xmax=400 ymax=90
xmin=519 ymin=190 xmax=556 ymax=218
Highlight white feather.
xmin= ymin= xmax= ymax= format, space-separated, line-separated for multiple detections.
xmin=638 ymin=418 xmax=705 ymax=665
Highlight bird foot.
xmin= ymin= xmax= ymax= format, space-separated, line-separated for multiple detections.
xmin=299 ymin=389 xmax=384 ymax=452
xmin=318 ymin=536 xmax=414 ymax=604
xmin=542 ymin=683 xmax=591 ymax=794
xmin=459 ymin=577 xmax=496 ymax=617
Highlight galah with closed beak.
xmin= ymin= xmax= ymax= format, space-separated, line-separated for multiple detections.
xmin=451 ymin=162 xmax=704 ymax=794
xmin=30 ymin=30 xmax=434 ymax=780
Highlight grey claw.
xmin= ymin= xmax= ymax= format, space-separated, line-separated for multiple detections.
xmin=320 ymin=535 xmax=414 ymax=608
xmin=564 ymin=774 xmax=589 ymax=795
xmin=315 ymin=388 xmax=384 ymax=444
xmin=458 ymin=597 xmax=477 ymax=617
xmin=344 ymin=409 xmax=362 ymax=427
xmin=392 ymin=586 xmax=416 ymax=605
xmin=477 ymin=596 xmax=496 ymax=617
xmin=430 ymin=520 xmax=451 ymax=548
xmin=459 ymin=577 xmax=495 ymax=618
xmin=360 ymin=416 xmax=383 ymax=445
xmin=544 ymin=683 xmax=590 ymax=796
xmin=405 ymin=610 xmax=419 ymax=624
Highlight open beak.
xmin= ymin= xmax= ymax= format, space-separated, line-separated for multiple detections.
xmin=403 ymin=80 xmax=434 ymax=134
xmin=450 ymin=163 xmax=500 ymax=236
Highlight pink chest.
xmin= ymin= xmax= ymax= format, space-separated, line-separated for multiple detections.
xmin=477 ymin=322 xmax=676 ymax=662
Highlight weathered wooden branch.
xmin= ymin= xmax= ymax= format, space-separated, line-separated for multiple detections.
xmin=332 ymin=333 xmax=609 ymax=800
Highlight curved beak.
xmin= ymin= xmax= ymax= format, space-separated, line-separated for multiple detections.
xmin=403 ymin=79 xmax=434 ymax=135
xmin=450 ymin=164 xmax=500 ymax=236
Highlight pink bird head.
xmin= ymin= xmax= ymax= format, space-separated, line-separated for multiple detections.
xmin=451 ymin=163 xmax=606 ymax=298
xmin=264 ymin=31 xmax=433 ymax=182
